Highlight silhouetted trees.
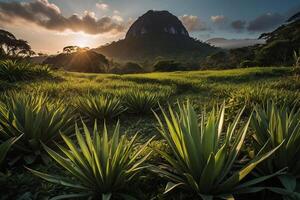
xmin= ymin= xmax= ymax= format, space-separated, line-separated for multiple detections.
xmin=0 ymin=29 xmax=34 ymax=58
xmin=63 ymin=46 xmax=90 ymax=54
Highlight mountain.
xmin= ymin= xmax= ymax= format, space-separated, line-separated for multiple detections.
xmin=126 ymin=10 xmax=189 ymax=39
xmin=206 ymin=38 xmax=265 ymax=49
xmin=96 ymin=10 xmax=217 ymax=62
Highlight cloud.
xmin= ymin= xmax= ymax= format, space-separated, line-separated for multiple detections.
xmin=247 ymin=12 xmax=285 ymax=32
xmin=206 ymin=38 xmax=265 ymax=49
xmin=210 ymin=15 xmax=227 ymax=24
xmin=112 ymin=15 xmax=124 ymax=22
xmin=231 ymin=20 xmax=246 ymax=32
xmin=179 ymin=15 xmax=208 ymax=32
xmin=96 ymin=3 xmax=109 ymax=11
xmin=0 ymin=0 xmax=126 ymax=35
xmin=113 ymin=10 xmax=120 ymax=14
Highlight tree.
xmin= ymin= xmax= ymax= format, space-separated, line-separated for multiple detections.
xmin=256 ymin=40 xmax=292 ymax=66
xmin=0 ymin=29 xmax=34 ymax=58
xmin=63 ymin=46 xmax=79 ymax=54
xmin=63 ymin=46 xmax=90 ymax=54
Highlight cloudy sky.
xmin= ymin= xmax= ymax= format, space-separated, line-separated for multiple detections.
xmin=0 ymin=0 xmax=299 ymax=53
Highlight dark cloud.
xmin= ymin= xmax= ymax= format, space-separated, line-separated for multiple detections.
xmin=247 ymin=13 xmax=285 ymax=32
xmin=179 ymin=15 xmax=208 ymax=32
xmin=0 ymin=0 xmax=126 ymax=34
xmin=231 ymin=20 xmax=246 ymax=32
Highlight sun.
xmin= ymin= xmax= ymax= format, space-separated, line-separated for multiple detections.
xmin=75 ymin=36 xmax=89 ymax=47
xmin=73 ymin=32 xmax=92 ymax=48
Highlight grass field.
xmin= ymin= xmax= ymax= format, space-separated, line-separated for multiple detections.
xmin=2 ymin=66 xmax=300 ymax=200
xmin=13 ymin=67 xmax=299 ymax=134
xmin=6 ymin=67 xmax=299 ymax=140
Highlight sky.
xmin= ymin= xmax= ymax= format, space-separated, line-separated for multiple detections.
xmin=0 ymin=0 xmax=299 ymax=54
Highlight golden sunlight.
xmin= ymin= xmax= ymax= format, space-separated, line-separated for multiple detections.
xmin=73 ymin=32 xmax=93 ymax=47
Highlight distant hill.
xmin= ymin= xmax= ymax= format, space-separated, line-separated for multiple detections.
xmin=95 ymin=10 xmax=217 ymax=62
xmin=43 ymin=51 xmax=109 ymax=73
xmin=207 ymin=38 xmax=265 ymax=49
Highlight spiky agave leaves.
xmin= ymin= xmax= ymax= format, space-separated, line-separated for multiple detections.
xmin=251 ymin=101 xmax=300 ymax=176
xmin=0 ymin=136 xmax=21 ymax=166
xmin=124 ymin=91 xmax=161 ymax=114
xmin=153 ymin=101 xmax=281 ymax=199
xmin=0 ymin=93 xmax=74 ymax=164
xmin=77 ymin=95 xmax=125 ymax=121
xmin=0 ymin=60 xmax=51 ymax=82
xmin=28 ymin=121 xmax=154 ymax=200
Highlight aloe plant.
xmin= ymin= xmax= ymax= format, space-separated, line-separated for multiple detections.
xmin=0 ymin=93 xmax=74 ymax=164
xmin=28 ymin=121 xmax=153 ymax=200
xmin=153 ymin=101 xmax=281 ymax=199
xmin=77 ymin=95 xmax=125 ymax=121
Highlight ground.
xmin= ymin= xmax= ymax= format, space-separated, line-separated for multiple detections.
xmin=1 ymin=66 xmax=299 ymax=199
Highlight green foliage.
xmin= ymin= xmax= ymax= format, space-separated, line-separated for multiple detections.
xmin=0 ymin=29 xmax=34 ymax=58
xmin=251 ymin=102 xmax=300 ymax=176
xmin=0 ymin=93 xmax=74 ymax=164
xmin=293 ymin=49 xmax=300 ymax=68
xmin=256 ymin=40 xmax=293 ymax=66
xmin=266 ymin=175 xmax=300 ymax=200
xmin=77 ymin=95 xmax=125 ymax=121
xmin=0 ymin=80 xmax=14 ymax=91
xmin=0 ymin=60 xmax=51 ymax=82
xmin=0 ymin=136 xmax=20 ymax=166
xmin=124 ymin=91 xmax=162 ymax=114
xmin=122 ymin=62 xmax=144 ymax=73
xmin=28 ymin=121 xmax=154 ymax=200
xmin=152 ymin=101 xmax=280 ymax=199
xmin=203 ymin=51 xmax=229 ymax=69
xmin=153 ymin=60 xmax=183 ymax=72
xmin=227 ymin=88 xmax=300 ymax=114
xmin=240 ymin=60 xmax=258 ymax=68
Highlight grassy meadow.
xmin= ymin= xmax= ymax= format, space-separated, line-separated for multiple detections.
xmin=1 ymin=62 xmax=300 ymax=200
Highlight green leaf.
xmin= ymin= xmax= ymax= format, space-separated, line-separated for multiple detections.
xmin=102 ymin=193 xmax=112 ymax=200
xmin=164 ymin=182 xmax=184 ymax=194
xmin=279 ymin=175 xmax=297 ymax=192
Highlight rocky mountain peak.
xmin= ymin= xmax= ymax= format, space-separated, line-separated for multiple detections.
xmin=125 ymin=10 xmax=189 ymax=39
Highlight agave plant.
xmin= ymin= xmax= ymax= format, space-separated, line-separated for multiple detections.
xmin=28 ymin=121 xmax=154 ymax=200
xmin=251 ymin=101 xmax=300 ymax=176
xmin=0 ymin=136 xmax=21 ymax=166
xmin=124 ymin=91 xmax=161 ymax=114
xmin=250 ymin=102 xmax=300 ymax=198
xmin=77 ymin=95 xmax=125 ymax=121
xmin=152 ymin=101 xmax=281 ymax=199
xmin=0 ymin=60 xmax=51 ymax=82
xmin=0 ymin=93 xmax=74 ymax=164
